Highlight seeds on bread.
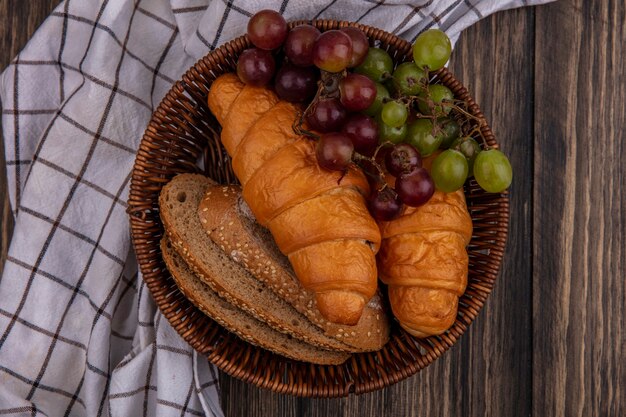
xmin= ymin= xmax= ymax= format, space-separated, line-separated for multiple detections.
xmin=161 ymin=237 xmax=349 ymax=365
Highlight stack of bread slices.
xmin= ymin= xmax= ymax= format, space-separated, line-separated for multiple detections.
xmin=159 ymin=174 xmax=390 ymax=364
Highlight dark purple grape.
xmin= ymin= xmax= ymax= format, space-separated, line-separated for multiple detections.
xmin=395 ymin=168 xmax=435 ymax=207
xmin=341 ymin=27 xmax=369 ymax=67
xmin=342 ymin=114 xmax=378 ymax=155
xmin=284 ymin=25 xmax=321 ymax=67
xmin=368 ymin=187 xmax=402 ymax=221
xmin=306 ymin=98 xmax=347 ymax=132
xmin=316 ymin=133 xmax=354 ymax=171
xmin=312 ymin=30 xmax=353 ymax=73
xmin=274 ymin=64 xmax=318 ymax=103
xmin=236 ymin=48 xmax=275 ymax=86
xmin=385 ymin=143 xmax=422 ymax=177
xmin=247 ymin=10 xmax=288 ymax=50
xmin=339 ymin=73 xmax=376 ymax=111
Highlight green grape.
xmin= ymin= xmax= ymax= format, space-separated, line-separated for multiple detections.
xmin=450 ymin=137 xmax=481 ymax=175
xmin=406 ymin=119 xmax=442 ymax=157
xmin=412 ymin=29 xmax=452 ymax=71
xmin=391 ymin=62 xmax=427 ymax=96
xmin=418 ymin=84 xmax=454 ymax=115
xmin=473 ymin=149 xmax=512 ymax=193
xmin=376 ymin=113 xmax=407 ymax=144
xmin=431 ymin=149 xmax=469 ymax=192
xmin=436 ymin=117 xmax=461 ymax=149
xmin=381 ymin=101 xmax=408 ymax=128
xmin=354 ymin=47 xmax=393 ymax=83
xmin=363 ymin=82 xmax=390 ymax=116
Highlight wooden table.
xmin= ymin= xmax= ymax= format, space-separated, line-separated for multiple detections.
xmin=1 ymin=1 xmax=623 ymax=416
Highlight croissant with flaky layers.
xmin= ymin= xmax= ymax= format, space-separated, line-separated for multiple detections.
xmin=377 ymin=189 xmax=472 ymax=338
xmin=207 ymin=73 xmax=380 ymax=326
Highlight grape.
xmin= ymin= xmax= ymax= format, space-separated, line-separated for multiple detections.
xmin=354 ymin=47 xmax=393 ymax=82
xmin=381 ymin=101 xmax=408 ymax=128
xmin=306 ymin=98 xmax=347 ymax=132
xmin=312 ymin=30 xmax=353 ymax=73
xmin=368 ymin=187 xmax=402 ymax=221
xmin=236 ymin=48 xmax=275 ymax=86
xmin=385 ymin=143 xmax=422 ymax=177
xmin=247 ymin=10 xmax=288 ymax=50
xmin=274 ymin=64 xmax=318 ymax=103
xmin=406 ymin=119 xmax=442 ymax=157
xmin=342 ymin=114 xmax=379 ymax=155
xmin=376 ymin=113 xmax=407 ymax=143
xmin=339 ymin=73 xmax=376 ymax=111
xmin=391 ymin=62 xmax=427 ymax=96
xmin=395 ymin=168 xmax=435 ymax=207
xmin=450 ymin=137 xmax=481 ymax=175
xmin=284 ymin=25 xmax=321 ymax=67
xmin=412 ymin=29 xmax=452 ymax=71
xmin=418 ymin=84 xmax=454 ymax=115
xmin=316 ymin=133 xmax=354 ymax=171
xmin=436 ymin=117 xmax=461 ymax=149
xmin=363 ymin=82 xmax=390 ymax=116
xmin=473 ymin=149 xmax=512 ymax=193
xmin=341 ymin=27 xmax=369 ymax=67
xmin=430 ymin=149 xmax=469 ymax=192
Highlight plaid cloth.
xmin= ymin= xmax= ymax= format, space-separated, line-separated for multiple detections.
xmin=0 ymin=0 xmax=553 ymax=415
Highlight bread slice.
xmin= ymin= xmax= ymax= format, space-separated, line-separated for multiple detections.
xmin=198 ymin=184 xmax=390 ymax=351
xmin=159 ymin=173 xmax=352 ymax=351
xmin=161 ymin=237 xmax=349 ymax=365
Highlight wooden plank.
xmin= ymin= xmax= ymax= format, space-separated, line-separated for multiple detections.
xmin=0 ymin=0 xmax=59 ymax=273
xmin=220 ymin=8 xmax=535 ymax=416
xmin=534 ymin=1 xmax=625 ymax=416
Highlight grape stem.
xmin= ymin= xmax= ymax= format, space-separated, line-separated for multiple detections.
xmin=293 ymin=70 xmax=345 ymax=140
xmin=352 ymin=141 xmax=394 ymax=191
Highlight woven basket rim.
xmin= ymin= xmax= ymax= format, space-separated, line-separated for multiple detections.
xmin=128 ymin=19 xmax=509 ymax=397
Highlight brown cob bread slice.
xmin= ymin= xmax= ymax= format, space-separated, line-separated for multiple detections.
xmin=161 ymin=237 xmax=349 ymax=365
xmin=158 ymin=173 xmax=353 ymax=352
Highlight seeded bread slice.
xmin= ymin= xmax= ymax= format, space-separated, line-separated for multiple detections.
xmin=161 ymin=237 xmax=349 ymax=365
xmin=198 ymin=185 xmax=390 ymax=351
xmin=159 ymin=173 xmax=351 ymax=352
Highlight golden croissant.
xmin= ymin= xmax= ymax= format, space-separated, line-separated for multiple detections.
xmin=207 ymin=73 xmax=381 ymax=325
xmin=377 ymin=189 xmax=472 ymax=337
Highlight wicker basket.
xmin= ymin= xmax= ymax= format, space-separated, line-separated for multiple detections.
xmin=127 ymin=20 xmax=509 ymax=397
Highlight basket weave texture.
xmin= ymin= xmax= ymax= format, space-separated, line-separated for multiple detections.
xmin=128 ymin=20 xmax=509 ymax=397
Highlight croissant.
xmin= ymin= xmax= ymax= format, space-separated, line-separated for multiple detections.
xmin=377 ymin=189 xmax=472 ymax=338
xmin=207 ymin=74 xmax=381 ymax=325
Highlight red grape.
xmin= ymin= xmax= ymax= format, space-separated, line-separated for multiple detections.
xmin=274 ymin=64 xmax=318 ymax=103
xmin=341 ymin=27 xmax=369 ymax=67
xmin=339 ymin=73 xmax=376 ymax=111
xmin=342 ymin=114 xmax=379 ymax=155
xmin=247 ymin=10 xmax=288 ymax=50
xmin=368 ymin=187 xmax=402 ymax=221
xmin=312 ymin=30 xmax=353 ymax=73
xmin=316 ymin=133 xmax=354 ymax=171
xmin=236 ymin=48 xmax=275 ymax=86
xmin=395 ymin=168 xmax=435 ymax=207
xmin=306 ymin=98 xmax=347 ymax=132
xmin=385 ymin=143 xmax=422 ymax=177
xmin=284 ymin=25 xmax=321 ymax=67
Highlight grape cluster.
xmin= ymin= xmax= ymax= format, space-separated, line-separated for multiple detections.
xmin=236 ymin=10 xmax=513 ymax=221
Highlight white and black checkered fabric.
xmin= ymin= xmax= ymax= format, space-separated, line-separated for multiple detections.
xmin=0 ymin=0 xmax=552 ymax=415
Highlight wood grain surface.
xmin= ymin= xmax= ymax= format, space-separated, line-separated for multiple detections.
xmin=0 ymin=1 xmax=623 ymax=416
